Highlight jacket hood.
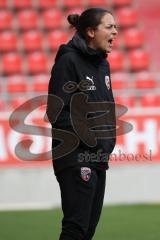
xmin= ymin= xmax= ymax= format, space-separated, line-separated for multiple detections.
xmin=55 ymin=32 xmax=107 ymax=63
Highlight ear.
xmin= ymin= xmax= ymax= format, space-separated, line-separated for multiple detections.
xmin=86 ymin=27 xmax=95 ymax=39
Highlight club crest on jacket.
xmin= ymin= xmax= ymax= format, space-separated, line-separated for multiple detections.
xmin=80 ymin=167 xmax=91 ymax=181
xmin=105 ymin=75 xmax=110 ymax=90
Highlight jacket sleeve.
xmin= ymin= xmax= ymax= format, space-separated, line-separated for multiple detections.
xmin=47 ymin=54 xmax=78 ymax=127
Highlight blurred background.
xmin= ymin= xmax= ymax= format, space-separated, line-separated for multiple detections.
xmin=0 ymin=0 xmax=160 ymax=239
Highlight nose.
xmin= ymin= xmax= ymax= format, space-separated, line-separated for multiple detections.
xmin=113 ymin=26 xmax=118 ymax=35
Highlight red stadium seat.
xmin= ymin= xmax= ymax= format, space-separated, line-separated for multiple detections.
xmin=47 ymin=30 xmax=69 ymax=50
xmin=0 ymin=31 xmax=18 ymax=51
xmin=0 ymin=99 xmax=4 ymax=110
xmin=116 ymin=7 xmax=138 ymax=28
xmin=27 ymin=52 xmax=48 ymax=74
xmin=108 ymin=50 xmax=125 ymax=71
xmin=111 ymin=72 xmax=129 ymax=89
xmin=0 ymin=99 xmax=6 ymax=111
xmin=10 ymin=94 xmax=36 ymax=111
xmin=112 ymin=0 xmax=132 ymax=7
xmin=32 ymin=75 xmax=49 ymax=93
xmin=112 ymin=79 xmax=125 ymax=89
xmin=22 ymin=30 xmax=43 ymax=52
xmin=135 ymin=72 xmax=157 ymax=89
xmin=48 ymin=52 xmax=57 ymax=69
xmin=65 ymin=7 xmax=84 ymax=16
xmin=115 ymin=95 xmax=136 ymax=108
xmin=141 ymin=94 xmax=160 ymax=107
xmin=0 ymin=10 xmax=12 ymax=30
xmin=42 ymin=9 xmax=63 ymax=30
xmin=0 ymin=0 xmax=7 ymax=8
xmin=17 ymin=10 xmax=38 ymax=30
xmin=39 ymin=0 xmax=59 ymax=8
xmin=112 ymin=34 xmax=122 ymax=49
xmin=0 ymin=79 xmax=2 ymax=93
xmin=12 ymin=0 xmax=33 ymax=9
xmin=10 ymin=96 xmax=27 ymax=110
xmin=7 ymin=75 xmax=28 ymax=93
xmin=87 ymin=0 xmax=108 ymax=7
xmin=2 ymin=53 xmax=23 ymax=75
xmin=63 ymin=0 xmax=82 ymax=8
xmin=111 ymin=73 xmax=125 ymax=90
xmin=128 ymin=50 xmax=150 ymax=71
xmin=115 ymin=96 xmax=123 ymax=105
xmin=123 ymin=28 xmax=144 ymax=48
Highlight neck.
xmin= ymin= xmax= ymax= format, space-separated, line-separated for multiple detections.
xmin=88 ymin=42 xmax=97 ymax=50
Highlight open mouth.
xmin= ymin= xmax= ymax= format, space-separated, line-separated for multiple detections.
xmin=108 ymin=39 xmax=113 ymax=44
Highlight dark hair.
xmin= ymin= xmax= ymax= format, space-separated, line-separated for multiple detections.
xmin=67 ymin=8 xmax=112 ymax=39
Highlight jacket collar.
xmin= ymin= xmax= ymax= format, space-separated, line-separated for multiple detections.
xmin=69 ymin=32 xmax=108 ymax=63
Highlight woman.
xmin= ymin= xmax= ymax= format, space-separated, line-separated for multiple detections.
xmin=47 ymin=7 xmax=118 ymax=240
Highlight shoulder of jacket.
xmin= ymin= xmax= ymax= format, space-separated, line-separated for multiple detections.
xmin=56 ymin=51 xmax=80 ymax=64
xmin=51 ymin=52 xmax=79 ymax=74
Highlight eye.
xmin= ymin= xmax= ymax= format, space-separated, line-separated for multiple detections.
xmin=106 ymin=25 xmax=118 ymax=30
xmin=106 ymin=25 xmax=112 ymax=29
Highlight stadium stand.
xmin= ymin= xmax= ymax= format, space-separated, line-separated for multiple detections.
xmin=0 ymin=80 xmax=2 ymax=95
xmin=111 ymin=0 xmax=132 ymax=8
xmin=123 ymin=28 xmax=144 ymax=49
xmin=42 ymin=9 xmax=63 ymax=30
xmin=112 ymin=33 xmax=122 ymax=49
xmin=16 ymin=9 xmax=39 ymax=30
xmin=116 ymin=7 xmax=138 ymax=28
xmin=32 ymin=74 xmax=49 ymax=93
xmin=22 ymin=30 xmax=43 ymax=52
xmin=128 ymin=49 xmax=150 ymax=71
xmin=0 ymin=31 xmax=18 ymax=52
xmin=0 ymin=0 xmax=159 ymax=110
xmin=63 ymin=0 xmax=83 ymax=8
xmin=38 ymin=0 xmax=59 ymax=9
xmin=47 ymin=30 xmax=69 ymax=50
xmin=108 ymin=50 xmax=125 ymax=72
xmin=10 ymin=95 xmax=32 ymax=110
xmin=115 ymin=95 xmax=136 ymax=108
xmin=0 ymin=0 xmax=7 ymax=8
xmin=12 ymin=0 xmax=33 ymax=9
xmin=0 ymin=10 xmax=13 ymax=30
xmin=111 ymin=72 xmax=130 ymax=89
xmin=135 ymin=72 xmax=157 ymax=89
xmin=0 ymin=99 xmax=6 ymax=111
xmin=2 ymin=53 xmax=23 ymax=75
xmin=7 ymin=75 xmax=28 ymax=93
xmin=26 ymin=52 xmax=48 ymax=74
xmin=141 ymin=94 xmax=160 ymax=107
xmin=87 ymin=0 xmax=108 ymax=7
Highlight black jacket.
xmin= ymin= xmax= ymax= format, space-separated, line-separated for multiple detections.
xmin=47 ymin=32 xmax=116 ymax=173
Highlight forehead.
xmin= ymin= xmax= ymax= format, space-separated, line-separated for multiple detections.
xmin=100 ymin=13 xmax=116 ymax=25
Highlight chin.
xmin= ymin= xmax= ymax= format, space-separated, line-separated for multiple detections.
xmin=106 ymin=49 xmax=112 ymax=53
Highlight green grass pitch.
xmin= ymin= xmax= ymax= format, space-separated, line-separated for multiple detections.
xmin=0 ymin=204 xmax=160 ymax=240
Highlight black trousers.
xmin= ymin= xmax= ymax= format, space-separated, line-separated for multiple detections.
xmin=56 ymin=166 xmax=106 ymax=240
